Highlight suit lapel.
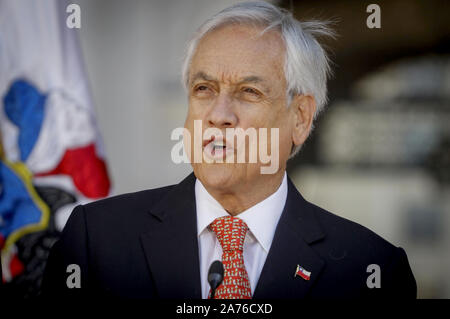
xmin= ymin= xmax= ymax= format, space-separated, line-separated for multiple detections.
xmin=253 ymin=177 xmax=326 ymax=299
xmin=139 ymin=173 xmax=326 ymax=299
xmin=139 ymin=173 xmax=202 ymax=298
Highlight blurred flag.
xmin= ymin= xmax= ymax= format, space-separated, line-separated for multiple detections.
xmin=0 ymin=0 xmax=111 ymax=297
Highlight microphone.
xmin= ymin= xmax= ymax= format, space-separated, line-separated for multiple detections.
xmin=208 ymin=260 xmax=224 ymax=299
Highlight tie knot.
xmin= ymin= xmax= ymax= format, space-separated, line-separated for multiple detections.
xmin=209 ymin=216 xmax=248 ymax=252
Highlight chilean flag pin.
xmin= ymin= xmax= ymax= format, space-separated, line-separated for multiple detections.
xmin=295 ymin=264 xmax=311 ymax=281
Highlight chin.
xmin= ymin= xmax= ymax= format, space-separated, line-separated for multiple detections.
xmin=194 ymin=163 xmax=241 ymax=191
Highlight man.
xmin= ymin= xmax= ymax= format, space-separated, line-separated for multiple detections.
xmin=42 ymin=1 xmax=416 ymax=299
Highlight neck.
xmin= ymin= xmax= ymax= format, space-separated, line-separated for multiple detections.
xmin=206 ymin=170 xmax=285 ymax=216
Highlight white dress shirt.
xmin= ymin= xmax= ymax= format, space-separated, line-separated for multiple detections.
xmin=195 ymin=172 xmax=288 ymax=299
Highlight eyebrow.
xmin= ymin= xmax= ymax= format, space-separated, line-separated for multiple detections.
xmin=190 ymin=71 xmax=265 ymax=85
xmin=191 ymin=71 xmax=215 ymax=83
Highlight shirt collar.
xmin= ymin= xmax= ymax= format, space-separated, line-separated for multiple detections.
xmin=195 ymin=172 xmax=288 ymax=253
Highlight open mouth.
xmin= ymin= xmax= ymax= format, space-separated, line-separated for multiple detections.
xmin=203 ymin=136 xmax=232 ymax=159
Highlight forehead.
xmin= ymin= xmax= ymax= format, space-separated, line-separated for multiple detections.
xmin=190 ymin=24 xmax=286 ymax=84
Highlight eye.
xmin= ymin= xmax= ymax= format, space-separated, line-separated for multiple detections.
xmin=242 ymin=87 xmax=261 ymax=96
xmin=196 ymin=85 xmax=209 ymax=91
xmin=192 ymin=85 xmax=209 ymax=97
xmin=242 ymin=87 xmax=258 ymax=95
xmin=192 ymin=84 xmax=214 ymax=96
xmin=240 ymin=87 xmax=262 ymax=101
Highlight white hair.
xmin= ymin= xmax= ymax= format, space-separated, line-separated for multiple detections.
xmin=182 ymin=1 xmax=334 ymax=157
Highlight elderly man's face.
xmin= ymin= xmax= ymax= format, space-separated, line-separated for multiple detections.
xmin=184 ymin=24 xmax=300 ymax=194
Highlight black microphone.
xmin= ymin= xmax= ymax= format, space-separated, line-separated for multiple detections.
xmin=208 ymin=260 xmax=224 ymax=299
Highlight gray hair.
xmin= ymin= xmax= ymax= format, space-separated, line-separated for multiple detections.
xmin=182 ymin=1 xmax=334 ymax=157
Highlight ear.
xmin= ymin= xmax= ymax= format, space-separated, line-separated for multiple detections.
xmin=290 ymin=94 xmax=317 ymax=147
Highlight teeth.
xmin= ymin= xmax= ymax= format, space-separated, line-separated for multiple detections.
xmin=213 ymin=141 xmax=225 ymax=147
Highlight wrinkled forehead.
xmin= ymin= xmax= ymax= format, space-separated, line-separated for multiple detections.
xmin=189 ymin=24 xmax=286 ymax=85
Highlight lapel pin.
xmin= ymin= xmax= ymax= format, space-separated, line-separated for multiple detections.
xmin=295 ymin=264 xmax=311 ymax=281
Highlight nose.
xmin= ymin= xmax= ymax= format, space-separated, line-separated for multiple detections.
xmin=206 ymin=93 xmax=238 ymax=129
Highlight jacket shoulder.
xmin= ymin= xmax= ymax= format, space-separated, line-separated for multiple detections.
xmin=81 ymin=184 xmax=176 ymax=218
xmin=306 ymin=202 xmax=416 ymax=298
xmin=307 ymin=201 xmax=401 ymax=259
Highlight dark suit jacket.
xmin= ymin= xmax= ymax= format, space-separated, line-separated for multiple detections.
xmin=41 ymin=173 xmax=416 ymax=299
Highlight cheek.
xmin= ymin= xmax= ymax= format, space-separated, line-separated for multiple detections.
xmin=262 ymin=107 xmax=288 ymax=129
xmin=184 ymin=111 xmax=193 ymax=133
xmin=279 ymin=127 xmax=293 ymax=155
xmin=187 ymin=99 xmax=210 ymax=121
xmin=271 ymin=111 xmax=293 ymax=155
xmin=183 ymin=106 xmax=198 ymax=157
xmin=237 ymin=108 xmax=267 ymax=129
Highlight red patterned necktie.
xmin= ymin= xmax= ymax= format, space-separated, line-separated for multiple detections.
xmin=208 ymin=216 xmax=252 ymax=299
